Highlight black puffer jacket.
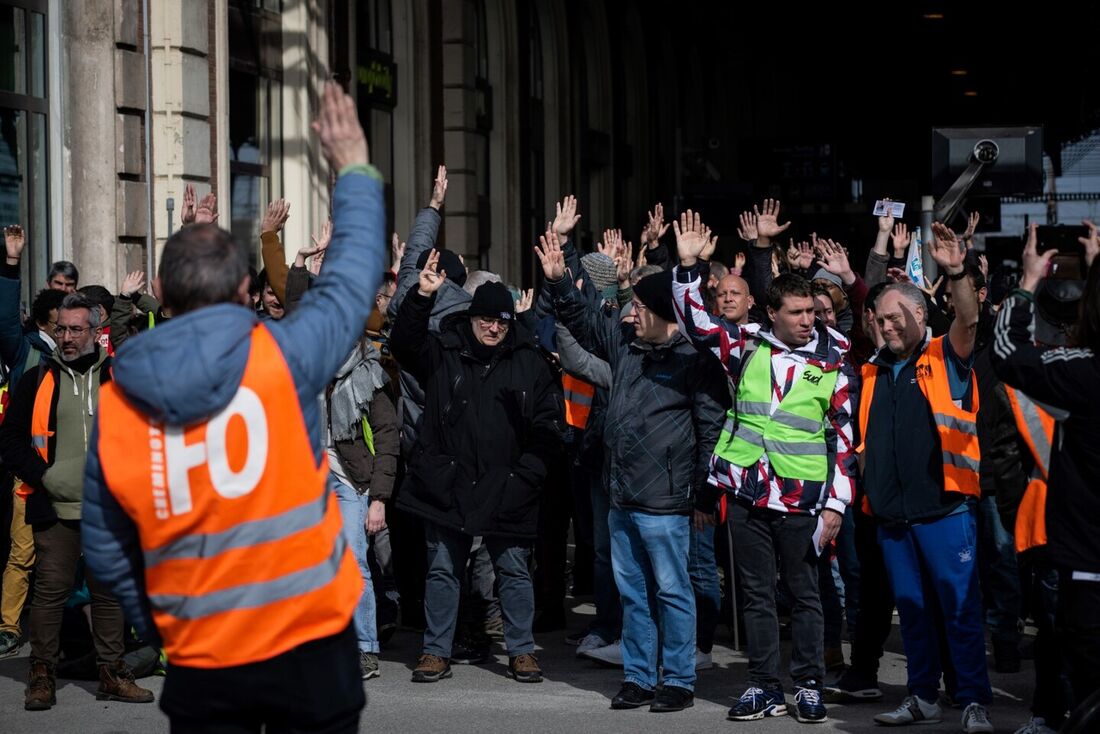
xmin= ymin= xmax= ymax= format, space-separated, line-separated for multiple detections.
xmin=545 ymin=277 xmax=729 ymax=515
xmin=390 ymin=290 xmax=564 ymax=539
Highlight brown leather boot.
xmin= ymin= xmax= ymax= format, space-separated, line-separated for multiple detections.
xmin=509 ymin=653 xmax=542 ymax=683
xmin=25 ymin=659 xmax=56 ymax=711
xmin=96 ymin=660 xmax=155 ymax=703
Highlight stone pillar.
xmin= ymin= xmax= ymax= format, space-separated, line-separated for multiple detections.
xmin=66 ymin=0 xmax=124 ymax=290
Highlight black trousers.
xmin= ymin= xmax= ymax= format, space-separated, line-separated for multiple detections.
xmin=162 ymin=625 xmax=364 ymax=734
xmin=1059 ymin=570 xmax=1100 ymax=711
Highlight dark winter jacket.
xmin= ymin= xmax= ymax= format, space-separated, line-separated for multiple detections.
xmin=545 ymin=275 xmax=729 ymax=515
xmin=390 ymin=289 xmax=564 ymax=539
xmin=992 ymin=289 xmax=1100 ymax=573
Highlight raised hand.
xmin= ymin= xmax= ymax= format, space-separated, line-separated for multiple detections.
xmin=978 ymin=253 xmax=989 ymax=281
xmin=700 ymin=223 xmax=718 ymax=262
xmin=391 ymin=232 xmax=406 ymax=268
xmin=891 ymin=222 xmax=910 ymax=258
xmin=929 ymin=222 xmax=966 ymax=275
xmin=877 ymin=198 xmax=895 ymax=234
xmin=180 ymin=184 xmax=197 ymax=225
xmin=516 ymin=288 xmax=534 ymax=314
xmin=673 ymin=210 xmax=710 ymax=267
xmin=195 ymin=192 xmax=219 ymax=225
xmin=552 ymin=195 xmax=582 ymax=246
xmin=737 ymin=211 xmax=758 ymax=243
xmin=641 ymin=203 xmax=670 ymax=247
xmin=815 ymin=238 xmax=855 ymax=284
xmin=960 ymin=211 xmax=980 ymax=247
xmin=1021 ymin=223 xmax=1057 ymax=293
xmin=300 ymin=219 xmax=333 ymax=258
xmin=534 ymin=223 xmax=566 ymax=280
xmin=429 ymin=165 xmax=448 ymax=210
xmin=417 ymin=249 xmax=447 ymax=295
xmin=754 ymin=198 xmax=791 ymax=241
xmin=733 ymin=251 xmax=746 ymax=275
xmin=787 ymin=240 xmax=814 ymax=271
xmin=1079 ymin=219 xmax=1100 ymax=269
xmin=920 ymin=274 xmax=945 ymax=299
xmin=120 ymin=270 xmax=146 ymax=297
xmin=614 ymin=246 xmax=632 ymax=286
xmin=312 ymin=80 xmax=369 ymax=172
xmin=885 ymin=267 xmax=908 ymax=284
xmin=261 ymin=199 xmax=291 ymax=234
xmin=4 ymin=224 xmax=24 ymax=265
xmin=309 ymin=248 xmax=326 ymax=276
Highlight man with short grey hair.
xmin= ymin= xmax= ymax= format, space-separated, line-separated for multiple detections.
xmin=861 ymin=224 xmax=993 ymax=733
xmin=0 ymin=292 xmax=152 ymax=711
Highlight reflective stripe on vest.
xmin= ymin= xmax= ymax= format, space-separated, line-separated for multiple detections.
xmin=857 ymin=336 xmax=981 ymax=508
xmin=96 ymin=324 xmax=362 ymax=669
xmin=148 ymin=311 xmax=156 ymax=330
xmin=1005 ymin=388 xmax=1057 ymax=553
xmin=31 ymin=370 xmax=55 ymax=463
xmin=716 ymin=345 xmax=837 ymax=481
xmin=562 ymin=374 xmax=595 ymax=429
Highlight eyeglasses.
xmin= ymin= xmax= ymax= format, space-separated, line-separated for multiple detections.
xmin=630 ymin=300 xmax=648 ymax=313
xmin=476 ymin=316 xmax=511 ymax=330
xmin=54 ymin=325 xmax=89 ymax=337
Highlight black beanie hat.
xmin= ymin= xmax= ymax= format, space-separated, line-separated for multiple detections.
xmin=632 ymin=269 xmax=676 ymax=323
xmin=466 ymin=281 xmax=515 ymax=321
xmin=415 ymin=248 xmax=468 ymax=288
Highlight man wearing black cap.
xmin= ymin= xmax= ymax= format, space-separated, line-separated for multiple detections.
xmin=536 ymin=229 xmax=728 ymax=714
xmin=390 ymin=249 xmax=563 ymax=686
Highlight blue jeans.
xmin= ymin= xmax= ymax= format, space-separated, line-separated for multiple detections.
xmin=590 ymin=477 xmax=621 ymax=642
xmin=609 ymin=509 xmax=695 ymax=691
xmin=878 ymin=509 xmax=992 ymax=705
xmin=977 ymin=495 xmax=1022 ymax=645
xmin=333 ymin=481 xmax=379 ymax=654
xmin=688 ymin=523 xmax=720 ymax=654
xmin=422 ymin=522 xmax=534 ymax=658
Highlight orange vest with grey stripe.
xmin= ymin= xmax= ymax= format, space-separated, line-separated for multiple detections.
xmin=1004 ymin=388 xmax=1057 ymax=554
xmin=95 ymin=324 xmax=362 ymax=669
xmin=857 ymin=336 xmax=981 ymax=510
xmin=562 ymin=374 xmax=595 ymax=429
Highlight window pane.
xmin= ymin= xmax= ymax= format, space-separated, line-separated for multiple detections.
xmin=29 ymin=112 xmax=47 ymax=288
xmin=0 ymin=109 xmax=26 ymax=231
xmin=230 ymin=173 xmax=268 ymax=265
xmin=0 ymin=7 xmax=26 ymax=95
xmin=30 ymin=11 xmax=45 ymax=98
xmin=229 ymin=70 xmax=262 ymax=164
xmin=370 ymin=108 xmax=392 ymax=180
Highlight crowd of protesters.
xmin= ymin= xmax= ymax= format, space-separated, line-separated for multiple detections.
xmin=0 ymin=84 xmax=1097 ymax=734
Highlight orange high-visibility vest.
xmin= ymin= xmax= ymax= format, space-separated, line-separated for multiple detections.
xmin=562 ymin=374 xmax=595 ymax=429
xmin=858 ymin=336 xmax=981 ymax=513
xmin=96 ymin=325 xmax=362 ymax=669
xmin=1005 ymin=388 xmax=1056 ymax=553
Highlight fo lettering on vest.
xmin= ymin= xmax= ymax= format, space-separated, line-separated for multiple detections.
xmin=96 ymin=324 xmax=362 ymax=669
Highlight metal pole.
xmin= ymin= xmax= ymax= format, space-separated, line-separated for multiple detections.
xmin=725 ymin=520 xmax=740 ymax=651
xmin=921 ymin=195 xmax=936 ymax=282
xmin=143 ymin=0 xmax=155 ymax=283
xmin=166 ymin=198 xmax=174 ymax=238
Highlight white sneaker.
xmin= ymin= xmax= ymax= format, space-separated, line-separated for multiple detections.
xmin=575 ymin=632 xmax=611 ymax=658
xmin=962 ymin=703 xmax=994 ymax=734
xmin=581 ymin=641 xmax=622 ymax=667
xmin=695 ymin=649 xmax=713 ymax=670
xmin=1013 ymin=717 xmax=1057 ymax=734
xmin=873 ymin=695 xmax=943 ymax=726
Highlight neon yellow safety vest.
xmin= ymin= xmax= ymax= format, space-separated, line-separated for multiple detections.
xmin=717 ymin=344 xmax=837 ymax=481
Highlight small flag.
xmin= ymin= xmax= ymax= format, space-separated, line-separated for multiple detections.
xmin=906 ymin=226 xmax=925 ymax=286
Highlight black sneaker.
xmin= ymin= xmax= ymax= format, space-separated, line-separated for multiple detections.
xmin=793 ymin=680 xmax=827 ymax=723
xmin=649 ymin=685 xmax=694 ymax=713
xmin=727 ymin=686 xmax=787 ymax=720
xmin=611 ymin=682 xmax=656 ymax=710
xmin=824 ymin=668 xmax=883 ymax=702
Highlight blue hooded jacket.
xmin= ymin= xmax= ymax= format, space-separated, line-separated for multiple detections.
xmin=80 ymin=171 xmax=386 ymax=640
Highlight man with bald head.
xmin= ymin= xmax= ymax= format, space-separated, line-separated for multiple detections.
xmin=859 ymin=224 xmax=994 ymax=733
xmin=714 ymin=273 xmax=754 ymax=324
